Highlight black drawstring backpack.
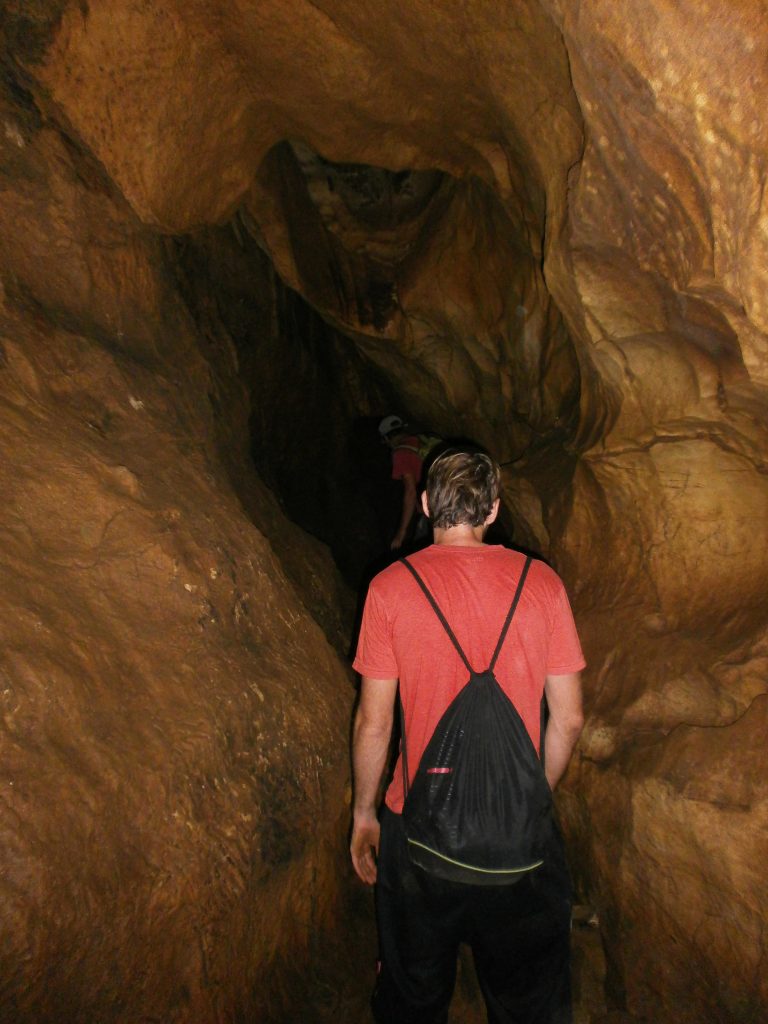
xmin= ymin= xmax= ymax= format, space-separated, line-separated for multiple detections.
xmin=398 ymin=555 xmax=560 ymax=886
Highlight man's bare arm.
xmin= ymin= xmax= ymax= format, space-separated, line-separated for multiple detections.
xmin=391 ymin=473 xmax=418 ymax=549
xmin=543 ymin=672 xmax=584 ymax=790
xmin=351 ymin=676 xmax=398 ymax=884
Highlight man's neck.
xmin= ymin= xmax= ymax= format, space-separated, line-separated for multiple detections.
xmin=433 ymin=524 xmax=486 ymax=547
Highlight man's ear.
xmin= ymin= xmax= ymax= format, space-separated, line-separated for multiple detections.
xmin=421 ymin=492 xmax=430 ymax=518
xmin=485 ymin=498 xmax=500 ymax=526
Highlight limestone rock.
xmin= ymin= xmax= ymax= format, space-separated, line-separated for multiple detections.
xmin=0 ymin=78 xmax=354 ymax=1023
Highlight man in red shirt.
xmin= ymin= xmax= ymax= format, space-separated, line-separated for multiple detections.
xmin=351 ymin=449 xmax=585 ymax=1023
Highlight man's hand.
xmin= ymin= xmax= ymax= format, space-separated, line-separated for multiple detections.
xmin=351 ymin=812 xmax=381 ymax=885
xmin=390 ymin=533 xmax=405 ymax=550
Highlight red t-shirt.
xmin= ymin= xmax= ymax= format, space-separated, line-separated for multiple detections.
xmin=353 ymin=544 xmax=585 ymax=814
xmin=391 ymin=436 xmax=423 ymax=482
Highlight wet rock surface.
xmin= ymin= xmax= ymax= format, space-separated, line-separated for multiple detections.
xmin=1 ymin=1 xmax=768 ymax=1021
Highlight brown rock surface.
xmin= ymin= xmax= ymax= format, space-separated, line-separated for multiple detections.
xmin=2 ymin=1 xmax=768 ymax=1021
xmin=0 ymin=76 xmax=357 ymax=1022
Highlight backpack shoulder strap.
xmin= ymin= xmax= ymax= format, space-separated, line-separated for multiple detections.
xmin=488 ymin=555 xmax=533 ymax=671
xmin=398 ymin=553 xmax=535 ymax=792
xmin=399 ymin=558 xmax=473 ymax=674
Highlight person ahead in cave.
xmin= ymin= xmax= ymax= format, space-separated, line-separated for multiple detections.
xmin=350 ymin=448 xmax=585 ymax=1024
xmin=378 ymin=414 xmax=422 ymax=550
xmin=378 ymin=414 xmax=441 ymax=550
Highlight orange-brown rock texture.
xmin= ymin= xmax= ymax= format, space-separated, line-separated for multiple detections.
xmin=2 ymin=1 xmax=767 ymax=1022
xmin=0 ymin=43 xmax=360 ymax=1024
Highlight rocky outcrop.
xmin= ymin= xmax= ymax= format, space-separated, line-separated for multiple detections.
xmin=2 ymin=1 xmax=768 ymax=1021
xmin=0 ymin=75 xmax=356 ymax=1023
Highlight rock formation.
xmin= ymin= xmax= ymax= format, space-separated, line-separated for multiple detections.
xmin=0 ymin=44 xmax=358 ymax=1024
xmin=1 ymin=1 xmax=767 ymax=1021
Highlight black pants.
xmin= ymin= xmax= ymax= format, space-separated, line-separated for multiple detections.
xmin=373 ymin=808 xmax=573 ymax=1024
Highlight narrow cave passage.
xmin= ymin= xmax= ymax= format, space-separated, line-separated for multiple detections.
xmin=167 ymin=129 xmax=619 ymax=1016
xmin=168 ymin=144 xmax=584 ymax=596
xmin=1 ymin=3 xmax=767 ymax=1024
xmin=168 ymin=148 xmax=611 ymax=1024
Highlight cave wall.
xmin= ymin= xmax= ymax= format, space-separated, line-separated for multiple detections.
xmin=2 ymin=1 xmax=768 ymax=1021
xmin=544 ymin=6 xmax=768 ymax=1017
xmin=0 ymin=74 xmax=357 ymax=1023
